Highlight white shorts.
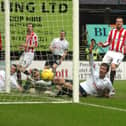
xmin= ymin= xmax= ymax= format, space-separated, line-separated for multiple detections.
xmin=102 ymin=50 xmax=124 ymax=66
xmin=19 ymin=52 xmax=34 ymax=68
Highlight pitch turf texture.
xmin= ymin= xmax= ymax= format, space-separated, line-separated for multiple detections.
xmin=0 ymin=80 xmax=126 ymax=126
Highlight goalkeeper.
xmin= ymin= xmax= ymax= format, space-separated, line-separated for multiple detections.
xmin=23 ymin=68 xmax=70 ymax=95
xmin=23 ymin=68 xmax=54 ymax=91
xmin=57 ymin=43 xmax=114 ymax=98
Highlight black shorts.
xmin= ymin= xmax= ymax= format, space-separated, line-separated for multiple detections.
xmin=79 ymin=85 xmax=87 ymax=97
xmin=45 ymin=54 xmax=62 ymax=67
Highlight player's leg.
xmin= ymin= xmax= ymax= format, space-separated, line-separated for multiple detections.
xmin=110 ymin=52 xmax=124 ymax=85
xmin=102 ymin=51 xmax=113 ymax=65
xmin=110 ymin=63 xmax=117 ymax=85
xmin=56 ymin=79 xmax=73 ymax=97
xmin=44 ymin=55 xmax=59 ymax=72
xmin=52 ymin=55 xmax=62 ymax=71
xmin=18 ymin=53 xmax=25 ymax=86
xmin=18 ymin=52 xmax=34 ymax=86
xmin=44 ymin=54 xmax=54 ymax=69
xmin=102 ymin=51 xmax=113 ymax=84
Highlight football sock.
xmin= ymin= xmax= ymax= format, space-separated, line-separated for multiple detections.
xmin=110 ymin=70 xmax=116 ymax=85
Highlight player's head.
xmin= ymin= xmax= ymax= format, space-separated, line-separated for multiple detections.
xmin=91 ymin=39 xmax=96 ymax=45
xmin=27 ymin=23 xmax=33 ymax=33
xmin=115 ymin=17 xmax=123 ymax=29
xmin=31 ymin=69 xmax=40 ymax=81
xmin=91 ymin=38 xmax=97 ymax=48
xmin=60 ymin=31 xmax=66 ymax=40
xmin=99 ymin=63 xmax=109 ymax=78
xmin=11 ymin=64 xmax=17 ymax=75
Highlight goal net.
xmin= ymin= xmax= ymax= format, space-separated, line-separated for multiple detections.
xmin=0 ymin=0 xmax=79 ymax=103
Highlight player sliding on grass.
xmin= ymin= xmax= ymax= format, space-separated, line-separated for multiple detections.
xmin=0 ymin=64 xmax=23 ymax=92
xmin=57 ymin=43 xmax=114 ymax=98
xmin=23 ymin=68 xmax=54 ymax=93
xmin=23 ymin=68 xmax=69 ymax=95
xmin=98 ymin=17 xmax=126 ymax=85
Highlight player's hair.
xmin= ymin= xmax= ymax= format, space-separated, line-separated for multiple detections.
xmin=60 ymin=30 xmax=66 ymax=35
xmin=116 ymin=16 xmax=123 ymax=21
xmin=11 ymin=64 xmax=18 ymax=73
xmin=11 ymin=64 xmax=17 ymax=71
xmin=11 ymin=64 xmax=17 ymax=68
xmin=27 ymin=23 xmax=34 ymax=27
xmin=100 ymin=63 xmax=109 ymax=72
xmin=31 ymin=68 xmax=39 ymax=77
xmin=91 ymin=38 xmax=96 ymax=44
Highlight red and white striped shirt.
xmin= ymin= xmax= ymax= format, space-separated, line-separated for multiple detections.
xmin=25 ymin=31 xmax=38 ymax=53
xmin=103 ymin=28 xmax=126 ymax=54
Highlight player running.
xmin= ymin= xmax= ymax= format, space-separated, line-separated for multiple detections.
xmin=45 ymin=31 xmax=69 ymax=71
xmin=57 ymin=45 xmax=114 ymax=98
xmin=98 ymin=17 xmax=126 ymax=85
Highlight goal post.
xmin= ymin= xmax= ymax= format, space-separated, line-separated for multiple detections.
xmin=5 ymin=0 xmax=10 ymax=93
xmin=72 ymin=0 xmax=79 ymax=103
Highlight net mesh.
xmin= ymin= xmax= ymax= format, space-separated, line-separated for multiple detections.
xmin=0 ymin=0 xmax=73 ymax=103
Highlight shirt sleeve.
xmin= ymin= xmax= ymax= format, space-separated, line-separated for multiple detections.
xmin=10 ymin=76 xmax=18 ymax=88
xmin=89 ymin=53 xmax=97 ymax=77
xmin=50 ymin=39 xmax=56 ymax=48
xmin=64 ymin=41 xmax=69 ymax=50
xmin=35 ymin=80 xmax=52 ymax=86
xmin=33 ymin=34 xmax=38 ymax=47
xmin=98 ymin=79 xmax=113 ymax=91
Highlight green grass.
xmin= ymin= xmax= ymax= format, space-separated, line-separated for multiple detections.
xmin=0 ymin=80 xmax=126 ymax=126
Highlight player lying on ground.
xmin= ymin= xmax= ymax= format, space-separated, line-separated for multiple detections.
xmin=57 ymin=48 xmax=114 ymax=98
xmin=0 ymin=64 xmax=23 ymax=92
xmin=18 ymin=23 xmax=38 ymax=85
xmin=98 ymin=17 xmax=126 ymax=85
xmin=23 ymin=68 xmax=71 ymax=95
xmin=44 ymin=31 xmax=69 ymax=71
xmin=23 ymin=68 xmax=54 ymax=92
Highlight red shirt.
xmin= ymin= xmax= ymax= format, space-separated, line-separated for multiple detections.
xmin=103 ymin=28 xmax=126 ymax=54
xmin=25 ymin=31 xmax=38 ymax=53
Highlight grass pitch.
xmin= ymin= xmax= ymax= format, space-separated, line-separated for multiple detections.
xmin=0 ymin=80 xmax=126 ymax=126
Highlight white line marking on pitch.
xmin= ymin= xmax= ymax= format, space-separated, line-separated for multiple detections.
xmin=79 ymin=102 xmax=126 ymax=112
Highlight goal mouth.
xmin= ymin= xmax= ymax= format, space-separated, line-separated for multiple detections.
xmin=0 ymin=0 xmax=79 ymax=104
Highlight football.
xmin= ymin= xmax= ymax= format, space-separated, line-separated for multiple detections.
xmin=41 ymin=69 xmax=54 ymax=80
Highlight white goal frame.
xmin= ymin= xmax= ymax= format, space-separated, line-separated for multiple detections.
xmin=4 ymin=0 xmax=79 ymax=103
xmin=5 ymin=0 xmax=10 ymax=93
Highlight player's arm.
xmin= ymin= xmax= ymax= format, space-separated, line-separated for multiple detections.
xmin=59 ymin=42 xmax=69 ymax=64
xmin=98 ymin=30 xmax=112 ymax=48
xmin=89 ymin=44 xmax=95 ymax=74
xmin=101 ymin=80 xmax=113 ymax=98
xmin=49 ymin=39 xmax=55 ymax=52
xmin=59 ymin=49 xmax=68 ymax=64
xmin=10 ymin=76 xmax=23 ymax=92
xmin=97 ymin=88 xmax=110 ymax=98
xmin=35 ymin=80 xmax=52 ymax=86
